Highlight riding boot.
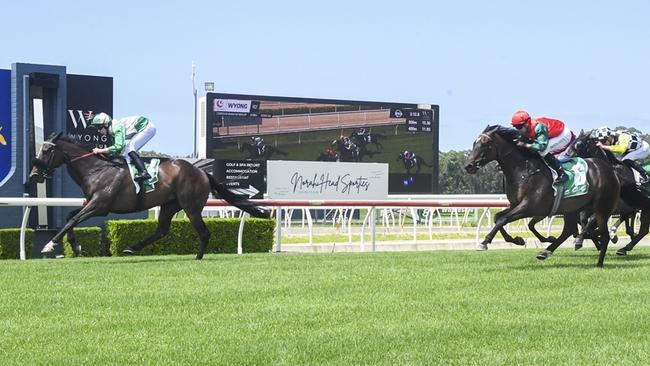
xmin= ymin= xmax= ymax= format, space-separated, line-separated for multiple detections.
xmin=623 ymin=159 xmax=649 ymax=184
xmin=544 ymin=153 xmax=568 ymax=185
xmin=128 ymin=151 xmax=151 ymax=182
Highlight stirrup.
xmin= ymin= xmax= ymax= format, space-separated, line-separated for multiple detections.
xmin=134 ymin=172 xmax=151 ymax=182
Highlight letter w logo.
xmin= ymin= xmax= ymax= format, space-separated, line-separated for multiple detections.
xmin=67 ymin=110 xmax=92 ymax=129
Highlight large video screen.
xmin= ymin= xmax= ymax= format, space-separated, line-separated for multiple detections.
xmin=206 ymin=93 xmax=439 ymax=194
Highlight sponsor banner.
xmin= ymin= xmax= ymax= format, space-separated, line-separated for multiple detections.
xmin=213 ymin=99 xmax=260 ymax=114
xmin=66 ymin=74 xmax=113 ymax=147
xmin=213 ymin=159 xmax=266 ymax=199
xmin=0 ymin=69 xmax=12 ymax=186
xmin=267 ymin=160 xmax=388 ymax=200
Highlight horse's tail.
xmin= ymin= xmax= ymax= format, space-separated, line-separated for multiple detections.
xmin=421 ymin=158 xmax=433 ymax=167
xmin=205 ymin=172 xmax=270 ymax=218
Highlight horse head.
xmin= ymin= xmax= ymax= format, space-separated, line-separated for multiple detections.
xmin=465 ymin=125 xmax=522 ymax=174
xmin=28 ymin=132 xmax=65 ymax=183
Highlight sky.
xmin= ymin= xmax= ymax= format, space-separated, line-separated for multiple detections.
xmin=2 ymin=0 xmax=649 ymax=156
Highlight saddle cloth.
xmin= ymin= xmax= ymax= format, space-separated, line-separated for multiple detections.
xmin=550 ymin=158 xmax=589 ymax=198
xmin=128 ymin=158 xmax=160 ymax=194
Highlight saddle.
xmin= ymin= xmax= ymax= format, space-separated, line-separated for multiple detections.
xmin=128 ymin=159 xmax=160 ymax=194
xmin=548 ymin=158 xmax=589 ymax=216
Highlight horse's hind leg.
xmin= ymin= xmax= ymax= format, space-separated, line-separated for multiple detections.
xmin=185 ymin=210 xmax=211 ymax=260
xmin=618 ymin=210 xmax=650 ymax=256
xmin=123 ymin=201 xmax=180 ymax=255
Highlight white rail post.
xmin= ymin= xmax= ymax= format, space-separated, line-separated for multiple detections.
xmin=371 ymin=206 xmax=376 ymax=252
xmin=275 ymin=207 xmax=282 ymax=252
xmin=237 ymin=212 xmax=249 ymax=255
xmin=20 ymin=206 xmax=31 ymax=260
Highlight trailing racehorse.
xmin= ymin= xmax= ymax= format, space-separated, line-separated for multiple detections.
xmin=567 ymin=131 xmax=650 ymax=256
xmin=464 ymin=125 xmax=620 ymax=267
xmin=350 ymin=132 xmax=384 ymax=152
xmin=397 ymin=152 xmax=432 ymax=174
xmin=239 ymin=142 xmax=288 ymax=160
xmin=28 ymin=133 xmax=269 ymax=259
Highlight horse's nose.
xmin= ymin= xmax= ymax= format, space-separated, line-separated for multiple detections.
xmin=464 ymin=163 xmax=478 ymax=174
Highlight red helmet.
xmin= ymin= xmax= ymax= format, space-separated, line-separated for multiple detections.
xmin=511 ymin=110 xmax=531 ymax=126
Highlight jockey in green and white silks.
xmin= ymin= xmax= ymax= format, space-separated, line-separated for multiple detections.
xmin=90 ymin=113 xmax=157 ymax=182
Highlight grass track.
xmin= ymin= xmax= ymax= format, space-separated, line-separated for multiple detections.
xmin=2 ymin=248 xmax=650 ymax=365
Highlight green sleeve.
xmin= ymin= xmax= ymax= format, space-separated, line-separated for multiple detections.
xmin=107 ymin=123 xmax=126 ymax=155
xmin=528 ymin=123 xmax=549 ymax=152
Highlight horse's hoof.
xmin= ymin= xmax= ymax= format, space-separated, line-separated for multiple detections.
xmin=476 ymin=243 xmax=488 ymax=251
xmin=55 ymin=254 xmax=65 ymax=259
xmin=512 ymin=237 xmax=526 ymax=246
xmin=574 ymin=244 xmax=583 ymax=251
xmin=611 ymin=235 xmax=619 ymax=244
xmin=616 ymin=248 xmax=628 ymax=256
xmin=122 ymin=248 xmax=136 ymax=256
xmin=41 ymin=241 xmax=58 ymax=254
xmin=536 ymin=250 xmax=552 ymax=260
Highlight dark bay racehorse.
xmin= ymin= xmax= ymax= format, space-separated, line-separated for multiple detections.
xmin=397 ymin=153 xmax=432 ymax=174
xmin=567 ymin=131 xmax=650 ymax=256
xmin=333 ymin=139 xmax=362 ymax=162
xmin=28 ymin=133 xmax=269 ymax=259
xmin=239 ymin=142 xmax=288 ymax=160
xmin=350 ymin=132 xmax=384 ymax=152
xmin=316 ymin=147 xmax=339 ymax=162
xmin=464 ymin=125 xmax=620 ymax=267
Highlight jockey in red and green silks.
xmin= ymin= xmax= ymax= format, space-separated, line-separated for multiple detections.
xmin=511 ymin=110 xmax=576 ymax=185
xmin=90 ymin=113 xmax=157 ymax=182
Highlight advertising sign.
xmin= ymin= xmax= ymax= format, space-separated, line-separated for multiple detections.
xmin=0 ymin=69 xmax=12 ymax=187
xmin=213 ymin=159 xmax=265 ymax=199
xmin=267 ymin=160 xmax=388 ymax=200
xmin=66 ymin=74 xmax=113 ymax=147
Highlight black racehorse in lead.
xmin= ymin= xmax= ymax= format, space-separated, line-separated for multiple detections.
xmin=464 ymin=125 xmax=620 ymax=267
xmin=28 ymin=133 xmax=269 ymax=259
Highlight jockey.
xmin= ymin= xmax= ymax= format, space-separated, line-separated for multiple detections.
xmin=403 ymin=150 xmax=415 ymax=160
xmin=511 ymin=110 xmax=575 ymax=185
xmin=593 ymin=126 xmax=650 ymax=183
xmin=90 ymin=112 xmax=156 ymax=182
xmin=251 ymin=136 xmax=265 ymax=155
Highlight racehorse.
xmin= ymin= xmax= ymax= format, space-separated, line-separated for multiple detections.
xmin=350 ymin=132 xmax=384 ymax=152
xmin=239 ymin=142 xmax=288 ymax=160
xmin=397 ymin=152 xmax=432 ymax=174
xmin=316 ymin=147 xmax=339 ymax=162
xmin=333 ymin=139 xmax=362 ymax=162
xmin=567 ymin=131 xmax=650 ymax=256
xmin=464 ymin=125 xmax=620 ymax=267
xmin=28 ymin=133 xmax=269 ymax=260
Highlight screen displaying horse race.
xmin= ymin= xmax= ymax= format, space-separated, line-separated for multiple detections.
xmin=205 ymin=93 xmax=440 ymax=194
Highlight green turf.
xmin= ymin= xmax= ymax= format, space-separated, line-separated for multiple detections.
xmin=2 ymin=249 xmax=650 ymax=365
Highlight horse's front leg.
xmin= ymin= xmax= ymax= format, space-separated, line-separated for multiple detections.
xmin=63 ymin=208 xmax=83 ymax=256
xmin=478 ymin=203 xmax=532 ymax=250
xmin=41 ymin=200 xmax=108 ymax=257
xmin=618 ymin=210 xmax=650 ymax=256
xmin=536 ymin=213 xmax=579 ymax=260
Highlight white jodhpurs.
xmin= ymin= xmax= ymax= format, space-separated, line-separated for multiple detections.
xmin=542 ymin=128 xmax=575 ymax=160
xmin=621 ymin=141 xmax=650 ymax=161
xmin=123 ymin=122 xmax=156 ymax=162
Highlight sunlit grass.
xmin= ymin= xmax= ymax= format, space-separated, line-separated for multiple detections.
xmin=1 ymin=248 xmax=650 ymax=365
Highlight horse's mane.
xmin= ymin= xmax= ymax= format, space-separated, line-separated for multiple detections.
xmin=482 ymin=124 xmax=538 ymax=158
xmin=50 ymin=133 xmax=125 ymax=164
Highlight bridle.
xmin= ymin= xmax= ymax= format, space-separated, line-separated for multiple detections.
xmin=470 ymin=132 xmax=517 ymax=169
xmin=32 ymin=140 xmax=98 ymax=180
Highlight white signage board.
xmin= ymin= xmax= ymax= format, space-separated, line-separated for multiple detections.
xmin=267 ymin=161 xmax=388 ymax=200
